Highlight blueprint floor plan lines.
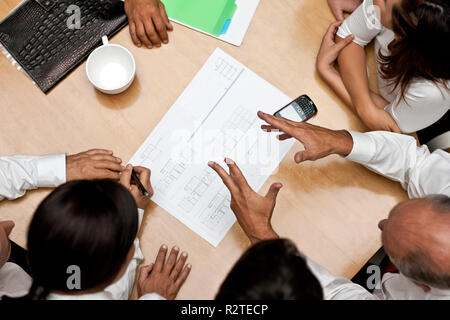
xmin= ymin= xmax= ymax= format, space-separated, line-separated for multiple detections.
xmin=130 ymin=48 xmax=294 ymax=246
xmin=214 ymin=57 xmax=240 ymax=82
xmin=178 ymin=170 xmax=217 ymax=213
xmin=200 ymin=191 xmax=232 ymax=231
xmin=156 ymin=160 xmax=187 ymax=195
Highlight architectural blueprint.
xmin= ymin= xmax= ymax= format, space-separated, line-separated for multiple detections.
xmin=130 ymin=48 xmax=294 ymax=246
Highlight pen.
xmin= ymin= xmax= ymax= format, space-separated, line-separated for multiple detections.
xmin=131 ymin=170 xmax=150 ymax=197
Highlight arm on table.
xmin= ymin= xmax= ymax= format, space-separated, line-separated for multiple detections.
xmin=258 ymin=111 xmax=449 ymax=198
xmin=0 ymin=154 xmax=65 ymax=201
xmin=346 ymin=130 xmax=450 ymax=198
xmin=316 ymin=21 xmax=394 ymax=129
xmin=336 ymin=38 xmax=399 ymax=132
xmin=0 ymin=149 xmax=125 ymax=201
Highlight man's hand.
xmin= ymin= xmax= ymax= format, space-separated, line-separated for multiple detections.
xmin=258 ymin=111 xmax=354 ymax=163
xmin=125 ymin=0 xmax=173 ymax=49
xmin=327 ymin=0 xmax=362 ymax=20
xmin=120 ymin=164 xmax=154 ymax=209
xmin=66 ymin=149 xmax=124 ymax=181
xmin=208 ymin=159 xmax=280 ymax=244
xmin=317 ymin=21 xmax=354 ymax=76
xmin=138 ymin=245 xmax=191 ymax=299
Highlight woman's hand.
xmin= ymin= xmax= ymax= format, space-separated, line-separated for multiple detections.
xmin=327 ymin=0 xmax=362 ymax=20
xmin=358 ymin=107 xmax=401 ymax=133
xmin=316 ymin=21 xmax=354 ymax=77
xmin=120 ymin=164 xmax=154 ymax=209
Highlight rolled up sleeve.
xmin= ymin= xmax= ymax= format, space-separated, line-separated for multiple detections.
xmin=336 ymin=0 xmax=383 ymax=47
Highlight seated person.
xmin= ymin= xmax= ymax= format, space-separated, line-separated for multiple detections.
xmin=0 ymin=148 xmax=124 ymax=297
xmin=123 ymin=0 xmax=173 ymax=49
xmin=208 ymin=112 xmax=449 ymax=299
xmin=317 ymin=0 xmax=450 ymax=133
xmin=2 ymin=165 xmax=191 ymax=300
xmin=216 ymin=238 xmax=323 ymax=300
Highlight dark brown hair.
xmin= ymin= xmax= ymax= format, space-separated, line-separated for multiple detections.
xmin=379 ymin=0 xmax=450 ymax=99
xmin=26 ymin=180 xmax=138 ymax=300
xmin=216 ymin=239 xmax=323 ymax=300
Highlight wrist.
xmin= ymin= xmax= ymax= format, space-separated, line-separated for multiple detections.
xmin=331 ymin=130 xmax=354 ymax=157
xmin=247 ymin=226 xmax=279 ymax=245
xmin=317 ymin=62 xmax=335 ymax=79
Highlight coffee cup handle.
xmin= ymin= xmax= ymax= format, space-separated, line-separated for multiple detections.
xmin=102 ymin=36 xmax=109 ymax=46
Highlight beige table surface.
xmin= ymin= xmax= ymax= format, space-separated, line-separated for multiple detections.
xmin=0 ymin=0 xmax=408 ymax=299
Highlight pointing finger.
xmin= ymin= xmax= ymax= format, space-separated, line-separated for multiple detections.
xmin=208 ymin=161 xmax=239 ymax=194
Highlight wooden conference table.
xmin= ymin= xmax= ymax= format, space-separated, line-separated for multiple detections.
xmin=0 ymin=0 xmax=408 ymax=299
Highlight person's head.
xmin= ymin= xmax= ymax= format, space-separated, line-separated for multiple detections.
xmin=26 ymin=179 xmax=139 ymax=300
xmin=379 ymin=194 xmax=450 ymax=289
xmin=0 ymin=220 xmax=15 ymax=269
xmin=216 ymin=239 xmax=323 ymax=300
xmin=374 ymin=0 xmax=450 ymax=98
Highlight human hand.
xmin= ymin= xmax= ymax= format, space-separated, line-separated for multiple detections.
xmin=0 ymin=220 xmax=15 ymax=267
xmin=258 ymin=111 xmax=354 ymax=163
xmin=208 ymin=159 xmax=280 ymax=244
xmin=66 ymin=149 xmax=124 ymax=181
xmin=125 ymin=0 xmax=173 ymax=48
xmin=358 ymin=107 xmax=401 ymax=133
xmin=317 ymin=21 xmax=354 ymax=76
xmin=137 ymin=245 xmax=191 ymax=299
xmin=120 ymin=164 xmax=154 ymax=209
xmin=327 ymin=0 xmax=362 ymax=20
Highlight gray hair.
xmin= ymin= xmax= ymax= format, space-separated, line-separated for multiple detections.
xmin=428 ymin=194 xmax=450 ymax=213
xmin=392 ymin=194 xmax=450 ymax=289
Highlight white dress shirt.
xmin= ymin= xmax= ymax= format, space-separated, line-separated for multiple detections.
xmin=0 ymin=154 xmax=66 ymax=299
xmin=307 ymin=130 xmax=450 ymax=300
xmin=0 ymin=155 xmax=163 ymax=300
xmin=0 ymin=262 xmax=32 ymax=298
xmin=336 ymin=0 xmax=450 ymax=133
xmin=0 ymin=154 xmax=66 ymax=201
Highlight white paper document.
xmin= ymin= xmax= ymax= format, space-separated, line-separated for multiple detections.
xmin=170 ymin=0 xmax=260 ymax=46
xmin=130 ymin=48 xmax=294 ymax=246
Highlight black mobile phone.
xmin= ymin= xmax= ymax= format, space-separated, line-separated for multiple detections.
xmin=273 ymin=94 xmax=318 ymax=122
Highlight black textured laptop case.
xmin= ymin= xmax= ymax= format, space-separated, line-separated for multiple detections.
xmin=0 ymin=0 xmax=128 ymax=93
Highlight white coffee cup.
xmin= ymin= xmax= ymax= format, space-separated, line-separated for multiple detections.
xmin=86 ymin=36 xmax=136 ymax=94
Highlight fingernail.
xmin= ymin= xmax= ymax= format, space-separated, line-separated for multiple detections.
xmin=224 ymin=158 xmax=234 ymax=164
xmin=187 ymin=263 xmax=192 ymax=268
xmin=126 ymin=164 xmax=132 ymax=169
xmin=147 ymin=45 xmax=153 ymax=49
xmin=163 ymin=40 xmax=168 ymax=44
xmin=116 ymin=158 xmax=122 ymax=162
xmin=182 ymin=252 xmax=187 ymax=257
xmin=208 ymin=161 xmax=215 ymax=167
xmin=137 ymin=43 xmax=141 ymax=47
xmin=162 ymin=244 xmax=167 ymax=249
xmin=173 ymin=246 xmax=179 ymax=251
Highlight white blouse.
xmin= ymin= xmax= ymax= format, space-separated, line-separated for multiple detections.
xmin=336 ymin=0 xmax=450 ymax=133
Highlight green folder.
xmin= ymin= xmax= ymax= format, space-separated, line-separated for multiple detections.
xmin=162 ymin=0 xmax=237 ymax=36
